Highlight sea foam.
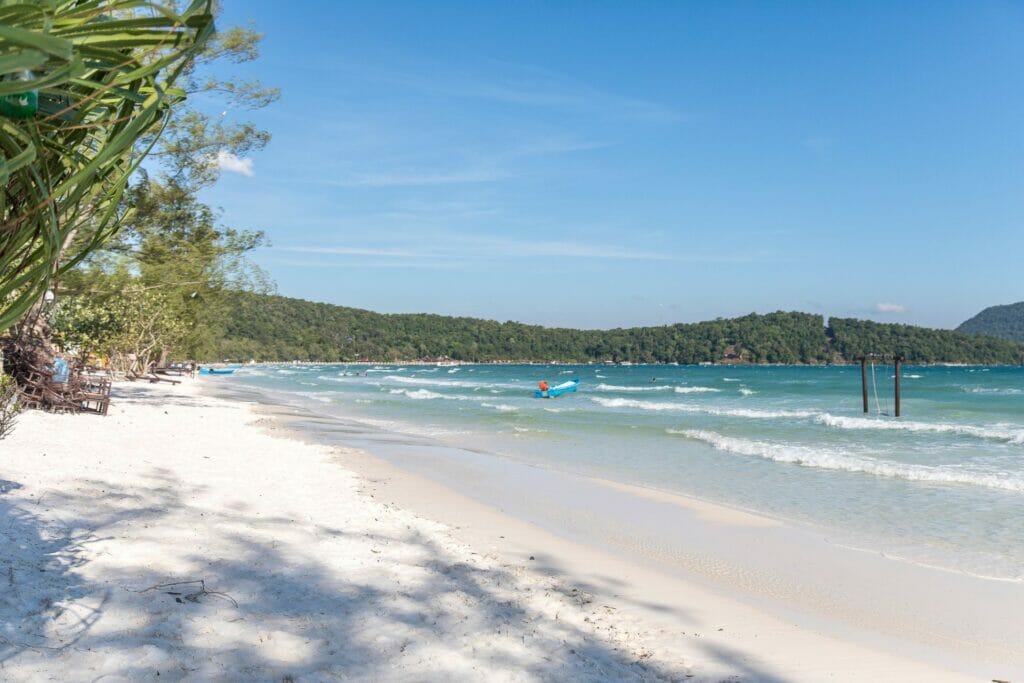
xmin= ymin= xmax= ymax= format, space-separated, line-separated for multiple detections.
xmin=815 ymin=414 xmax=1024 ymax=445
xmin=668 ymin=429 xmax=1024 ymax=492
xmin=595 ymin=383 xmax=673 ymax=392
xmin=591 ymin=397 xmax=815 ymax=419
xmin=389 ymin=388 xmax=473 ymax=401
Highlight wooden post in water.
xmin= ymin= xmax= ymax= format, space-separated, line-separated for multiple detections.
xmin=894 ymin=355 xmax=902 ymax=417
xmin=860 ymin=356 xmax=868 ymax=413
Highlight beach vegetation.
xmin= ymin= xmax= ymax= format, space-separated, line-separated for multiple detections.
xmin=53 ymin=287 xmax=187 ymax=374
xmin=52 ymin=3 xmax=278 ymax=364
xmin=0 ymin=1 xmax=214 ymax=333
xmin=0 ymin=373 xmax=20 ymax=439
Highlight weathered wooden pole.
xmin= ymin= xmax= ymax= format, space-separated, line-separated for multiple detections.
xmin=894 ymin=355 xmax=902 ymax=417
xmin=860 ymin=356 xmax=868 ymax=413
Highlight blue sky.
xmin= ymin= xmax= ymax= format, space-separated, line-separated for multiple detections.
xmin=201 ymin=1 xmax=1024 ymax=329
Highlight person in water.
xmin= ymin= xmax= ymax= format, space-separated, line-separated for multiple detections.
xmin=538 ymin=380 xmax=550 ymax=398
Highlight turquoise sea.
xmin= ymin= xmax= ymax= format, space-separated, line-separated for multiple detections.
xmin=228 ymin=363 xmax=1024 ymax=581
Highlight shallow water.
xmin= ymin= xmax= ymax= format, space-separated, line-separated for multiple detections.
xmin=229 ymin=363 xmax=1024 ymax=581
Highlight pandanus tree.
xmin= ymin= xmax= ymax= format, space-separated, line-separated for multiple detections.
xmin=0 ymin=0 xmax=214 ymax=333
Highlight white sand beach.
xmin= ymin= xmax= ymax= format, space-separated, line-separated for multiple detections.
xmin=0 ymin=380 xmax=1015 ymax=681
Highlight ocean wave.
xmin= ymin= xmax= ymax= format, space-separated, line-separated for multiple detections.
xmin=738 ymin=388 xmax=756 ymax=396
xmin=388 ymin=388 xmax=473 ymax=401
xmin=815 ymin=414 xmax=1024 ymax=444
xmin=447 ymin=368 xmax=460 ymax=374
xmin=674 ymin=386 xmax=721 ymax=394
xmin=595 ymin=383 xmax=673 ymax=392
xmin=291 ymin=391 xmax=337 ymax=404
xmin=668 ymin=429 xmax=1024 ymax=492
xmin=722 ymin=378 xmax=740 ymax=382
xmin=592 ymin=396 xmax=1024 ymax=444
xmin=590 ymin=397 xmax=815 ymax=419
xmin=384 ymin=375 xmax=489 ymax=388
xmin=389 ymin=375 xmax=530 ymax=392
xmin=481 ymin=402 xmax=518 ymax=412
xmin=962 ymin=387 xmax=1022 ymax=395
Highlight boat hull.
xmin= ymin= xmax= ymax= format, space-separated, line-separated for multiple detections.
xmin=534 ymin=378 xmax=579 ymax=398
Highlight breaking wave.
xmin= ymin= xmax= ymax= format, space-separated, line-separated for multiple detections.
xmin=595 ymin=383 xmax=673 ymax=393
xmin=388 ymin=388 xmax=472 ymax=401
xmin=815 ymin=414 xmax=1024 ymax=445
xmin=482 ymin=402 xmax=518 ymax=412
xmin=668 ymin=429 xmax=1024 ymax=492
xmin=590 ymin=397 xmax=815 ymax=419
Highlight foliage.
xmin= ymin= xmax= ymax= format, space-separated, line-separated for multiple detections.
xmin=0 ymin=0 xmax=214 ymax=332
xmin=144 ymin=17 xmax=279 ymax=190
xmin=956 ymin=301 xmax=1024 ymax=343
xmin=55 ymin=3 xmax=276 ymax=362
xmin=828 ymin=318 xmax=1024 ymax=365
xmin=69 ymin=177 xmax=271 ymax=359
xmin=54 ymin=287 xmax=187 ymax=371
xmin=214 ymin=293 xmax=1024 ymax=365
xmin=0 ymin=372 xmax=19 ymax=440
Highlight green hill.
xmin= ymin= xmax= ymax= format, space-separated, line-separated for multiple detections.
xmin=216 ymin=292 xmax=1024 ymax=365
xmin=957 ymin=302 xmax=1024 ymax=343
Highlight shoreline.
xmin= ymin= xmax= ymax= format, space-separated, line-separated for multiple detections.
xmin=0 ymin=379 xmax=1017 ymax=680
xmin=209 ymin=379 xmax=1024 ymax=679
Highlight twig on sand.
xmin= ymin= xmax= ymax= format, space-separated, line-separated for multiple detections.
xmin=131 ymin=579 xmax=238 ymax=608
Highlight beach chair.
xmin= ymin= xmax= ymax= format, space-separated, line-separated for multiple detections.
xmin=78 ymin=374 xmax=112 ymax=416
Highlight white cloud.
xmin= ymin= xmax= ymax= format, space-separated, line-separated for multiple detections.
xmin=875 ymin=302 xmax=907 ymax=314
xmin=214 ymin=150 xmax=255 ymax=177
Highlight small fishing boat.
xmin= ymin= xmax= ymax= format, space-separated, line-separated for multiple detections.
xmin=534 ymin=378 xmax=579 ymax=398
xmin=200 ymin=367 xmax=235 ymax=375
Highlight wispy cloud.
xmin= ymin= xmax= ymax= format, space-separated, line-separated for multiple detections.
xmin=276 ymin=237 xmax=762 ymax=265
xmin=875 ymin=302 xmax=907 ymax=314
xmin=802 ymin=136 xmax=832 ymax=154
xmin=319 ymin=59 xmax=683 ymax=124
xmin=301 ymin=134 xmax=605 ymax=188
xmin=262 ymin=257 xmax=463 ymax=271
xmin=330 ymin=167 xmax=507 ymax=187
xmin=214 ymin=150 xmax=255 ymax=177
xmin=281 ymin=246 xmax=420 ymax=258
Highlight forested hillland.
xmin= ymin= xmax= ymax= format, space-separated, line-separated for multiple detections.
xmin=957 ymin=301 xmax=1024 ymax=343
xmin=217 ymin=293 xmax=1024 ymax=365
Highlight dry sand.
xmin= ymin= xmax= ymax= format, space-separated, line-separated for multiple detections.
xmin=0 ymin=380 xmax=1006 ymax=681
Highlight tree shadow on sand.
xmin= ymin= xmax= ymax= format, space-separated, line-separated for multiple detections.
xmin=0 ymin=471 xmax=789 ymax=682
xmin=0 ymin=479 xmax=108 ymax=664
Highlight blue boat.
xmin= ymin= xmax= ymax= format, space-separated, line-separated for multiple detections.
xmin=200 ymin=368 xmax=235 ymax=375
xmin=534 ymin=378 xmax=579 ymax=398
